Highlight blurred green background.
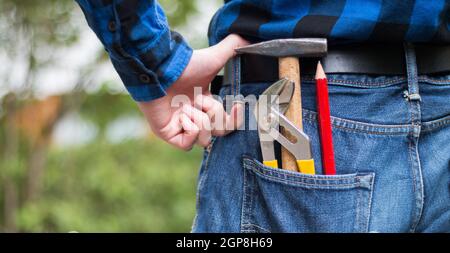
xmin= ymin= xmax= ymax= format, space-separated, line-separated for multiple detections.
xmin=0 ymin=0 xmax=222 ymax=232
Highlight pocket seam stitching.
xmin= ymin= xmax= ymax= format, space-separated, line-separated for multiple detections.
xmin=193 ymin=136 xmax=218 ymax=231
xmin=241 ymin=157 xmax=376 ymax=233
xmin=418 ymin=77 xmax=450 ymax=85
xmin=243 ymin=158 xmax=373 ymax=189
xmin=246 ymin=161 xmax=359 ymax=182
xmin=364 ymin=174 xmax=375 ymax=232
xmin=241 ymin=224 xmax=271 ymax=233
xmin=241 ymin=159 xmax=258 ymax=233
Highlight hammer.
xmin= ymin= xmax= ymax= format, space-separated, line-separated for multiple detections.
xmin=236 ymin=38 xmax=327 ymax=172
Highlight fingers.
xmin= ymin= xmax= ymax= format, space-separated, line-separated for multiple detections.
xmin=156 ymin=107 xmax=184 ymax=140
xmin=160 ymin=94 xmax=245 ymax=151
xmin=195 ymin=95 xmax=226 ymax=136
xmin=212 ymin=34 xmax=250 ymax=67
xmin=161 ymin=106 xmax=203 ymax=151
xmin=194 ymin=94 xmax=244 ymax=137
xmin=182 ymin=104 xmax=212 ymax=147
xmin=164 ymin=102 xmax=213 ymax=150
xmin=227 ymin=102 xmax=245 ymax=131
xmin=176 ymin=113 xmax=200 ymax=151
xmin=216 ymin=34 xmax=250 ymax=59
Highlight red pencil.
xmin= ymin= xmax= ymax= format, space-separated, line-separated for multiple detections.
xmin=315 ymin=62 xmax=336 ymax=175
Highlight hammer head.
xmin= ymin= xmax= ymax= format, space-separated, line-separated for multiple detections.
xmin=236 ymin=38 xmax=327 ymax=58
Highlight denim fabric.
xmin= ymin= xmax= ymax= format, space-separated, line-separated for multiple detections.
xmin=192 ymin=44 xmax=450 ymax=233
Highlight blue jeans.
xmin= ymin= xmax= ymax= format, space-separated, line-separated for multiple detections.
xmin=192 ymin=44 xmax=450 ymax=233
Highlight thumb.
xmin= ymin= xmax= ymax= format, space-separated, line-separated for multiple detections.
xmin=214 ymin=34 xmax=250 ymax=62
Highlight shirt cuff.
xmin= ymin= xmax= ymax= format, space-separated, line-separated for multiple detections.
xmin=110 ymin=40 xmax=193 ymax=102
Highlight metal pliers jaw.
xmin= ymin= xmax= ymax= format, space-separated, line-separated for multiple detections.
xmin=254 ymin=79 xmax=315 ymax=174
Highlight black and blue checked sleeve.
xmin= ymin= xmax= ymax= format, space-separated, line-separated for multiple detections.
xmin=76 ymin=0 xmax=449 ymax=103
xmin=76 ymin=0 xmax=192 ymax=102
xmin=211 ymin=0 xmax=449 ymax=45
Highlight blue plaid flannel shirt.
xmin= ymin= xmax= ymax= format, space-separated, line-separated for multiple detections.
xmin=76 ymin=0 xmax=450 ymax=102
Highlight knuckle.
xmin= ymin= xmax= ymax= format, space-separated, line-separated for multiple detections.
xmin=199 ymin=114 xmax=212 ymax=127
xmin=191 ymin=128 xmax=200 ymax=135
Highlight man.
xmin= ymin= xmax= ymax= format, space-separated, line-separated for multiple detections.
xmin=76 ymin=0 xmax=450 ymax=232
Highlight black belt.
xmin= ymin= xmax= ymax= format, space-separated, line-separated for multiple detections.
xmin=212 ymin=43 xmax=450 ymax=94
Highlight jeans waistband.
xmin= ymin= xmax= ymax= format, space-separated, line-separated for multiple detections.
xmin=212 ymin=43 xmax=450 ymax=96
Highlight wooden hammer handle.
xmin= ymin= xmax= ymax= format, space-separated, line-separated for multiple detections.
xmin=279 ymin=57 xmax=302 ymax=172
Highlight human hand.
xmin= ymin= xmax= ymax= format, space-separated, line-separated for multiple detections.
xmin=138 ymin=34 xmax=249 ymax=150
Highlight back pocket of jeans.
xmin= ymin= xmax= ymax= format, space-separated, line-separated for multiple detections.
xmin=241 ymin=156 xmax=375 ymax=233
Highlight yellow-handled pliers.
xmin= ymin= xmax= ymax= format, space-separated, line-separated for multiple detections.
xmin=254 ymin=79 xmax=315 ymax=174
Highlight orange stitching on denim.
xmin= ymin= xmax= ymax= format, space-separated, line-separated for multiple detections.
xmin=243 ymin=160 xmax=372 ymax=189
xmin=245 ymin=159 xmax=361 ymax=182
xmin=250 ymin=171 xmax=361 ymax=188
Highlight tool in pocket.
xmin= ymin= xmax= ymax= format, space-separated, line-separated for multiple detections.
xmin=237 ymin=38 xmax=327 ymax=172
xmin=253 ymin=78 xmax=315 ymax=174
xmin=315 ymin=62 xmax=336 ymax=175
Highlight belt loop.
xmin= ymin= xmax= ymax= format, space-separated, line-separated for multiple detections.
xmin=232 ymin=55 xmax=241 ymax=97
xmin=403 ymin=43 xmax=421 ymax=101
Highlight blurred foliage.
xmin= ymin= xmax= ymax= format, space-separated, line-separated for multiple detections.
xmin=0 ymin=0 xmax=208 ymax=232
xmin=0 ymin=0 xmax=80 ymax=76
xmin=78 ymin=88 xmax=141 ymax=133
xmin=1 ymin=91 xmax=204 ymax=232
xmin=160 ymin=0 xmax=198 ymax=28
xmin=0 ymin=0 xmax=79 ymax=47
xmin=19 ymin=139 xmax=202 ymax=232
